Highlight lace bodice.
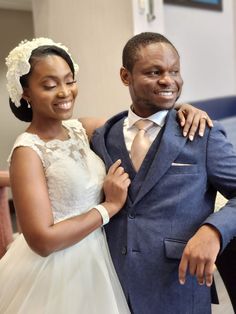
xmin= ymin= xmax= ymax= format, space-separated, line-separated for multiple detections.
xmin=8 ymin=119 xmax=106 ymax=222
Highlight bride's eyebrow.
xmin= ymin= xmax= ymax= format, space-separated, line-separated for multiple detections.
xmin=40 ymin=72 xmax=74 ymax=81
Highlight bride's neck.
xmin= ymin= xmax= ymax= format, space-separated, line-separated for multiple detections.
xmin=26 ymin=121 xmax=69 ymax=141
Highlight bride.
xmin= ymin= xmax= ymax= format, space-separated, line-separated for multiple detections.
xmin=0 ymin=38 xmax=131 ymax=314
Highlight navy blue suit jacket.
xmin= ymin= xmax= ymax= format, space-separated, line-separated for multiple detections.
xmin=91 ymin=109 xmax=236 ymax=314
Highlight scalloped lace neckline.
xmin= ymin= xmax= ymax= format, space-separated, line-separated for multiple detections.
xmin=24 ymin=123 xmax=73 ymax=144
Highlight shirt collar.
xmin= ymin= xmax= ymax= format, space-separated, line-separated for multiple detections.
xmin=127 ymin=106 xmax=168 ymax=129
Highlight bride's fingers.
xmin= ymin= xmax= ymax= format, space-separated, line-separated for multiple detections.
xmin=124 ymin=178 xmax=131 ymax=188
xmin=114 ymin=167 xmax=125 ymax=176
xmin=107 ymin=159 xmax=121 ymax=175
xmin=121 ymin=173 xmax=129 ymax=180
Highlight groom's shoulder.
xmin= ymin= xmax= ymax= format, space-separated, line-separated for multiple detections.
xmin=106 ymin=110 xmax=128 ymax=125
xmin=97 ymin=110 xmax=128 ymax=133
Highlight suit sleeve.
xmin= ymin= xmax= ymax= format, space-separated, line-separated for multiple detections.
xmin=203 ymin=122 xmax=236 ymax=250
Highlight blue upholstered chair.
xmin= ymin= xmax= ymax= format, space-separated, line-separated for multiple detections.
xmin=190 ymin=95 xmax=236 ymax=120
xmin=190 ymin=95 xmax=236 ymax=312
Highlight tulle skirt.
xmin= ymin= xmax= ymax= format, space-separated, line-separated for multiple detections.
xmin=0 ymin=229 xmax=130 ymax=314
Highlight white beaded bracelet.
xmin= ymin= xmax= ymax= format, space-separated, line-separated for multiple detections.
xmin=94 ymin=204 xmax=110 ymax=225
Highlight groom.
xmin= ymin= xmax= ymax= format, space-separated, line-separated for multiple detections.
xmin=92 ymin=32 xmax=236 ymax=313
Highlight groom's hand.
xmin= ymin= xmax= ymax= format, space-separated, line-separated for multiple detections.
xmin=178 ymin=225 xmax=220 ymax=287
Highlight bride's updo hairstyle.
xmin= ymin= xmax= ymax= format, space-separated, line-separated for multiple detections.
xmin=6 ymin=38 xmax=79 ymax=122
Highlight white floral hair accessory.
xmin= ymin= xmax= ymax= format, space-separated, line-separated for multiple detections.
xmin=6 ymin=37 xmax=79 ymax=107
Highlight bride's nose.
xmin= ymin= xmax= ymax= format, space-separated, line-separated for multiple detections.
xmin=57 ymin=86 xmax=70 ymax=98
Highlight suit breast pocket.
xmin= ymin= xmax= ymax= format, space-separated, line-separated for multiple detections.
xmin=167 ymin=163 xmax=199 ymax=175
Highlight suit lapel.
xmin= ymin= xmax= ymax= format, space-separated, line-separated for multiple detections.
xmin=133 ymin=109 xmax=188 ymax=205
xmin=92 ymin=131 xmax=113 ymax=171
xmin=91 ymin=111 xmax=128 ymax=171
xmin=92 ymin=109 xmax=188 ymax=206
xmin=91 ymin=111 xmax=134 ymax=206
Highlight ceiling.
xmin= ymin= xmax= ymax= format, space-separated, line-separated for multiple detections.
xmin=0 ymin=0 xmax=32 ymax=11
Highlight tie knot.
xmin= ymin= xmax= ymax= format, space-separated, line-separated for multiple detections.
xmin=135 ymin=119 xmax=154 ymax=131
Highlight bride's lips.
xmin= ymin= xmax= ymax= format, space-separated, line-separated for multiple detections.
xmin=55 ymin=101 xmax=73 ymax=110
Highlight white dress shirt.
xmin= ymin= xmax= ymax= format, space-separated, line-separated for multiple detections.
xmin=123 ymin=108 xmax=168 ymax=156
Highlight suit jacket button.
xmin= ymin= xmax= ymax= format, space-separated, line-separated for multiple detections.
xmin=128 ymin=212 xmax=135 ymax=219
xmin=121 ymin=246 xmax=127 ymax=255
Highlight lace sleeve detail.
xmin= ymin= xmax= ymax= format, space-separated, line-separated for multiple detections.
xmin=7 ymin=133 xmax=45 ymax=167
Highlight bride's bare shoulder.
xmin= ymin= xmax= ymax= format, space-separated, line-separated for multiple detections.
xmin=78 ymin=117 xmax=107 ymax=140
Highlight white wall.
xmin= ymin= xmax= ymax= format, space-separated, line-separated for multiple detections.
xmin=163 ymin=0 xmax=236 ymax=102
xmin=132 ymin=0 xmax=165 ymax=34
xmin=32 ymin=0 xmax=133 ymax=118
xmin=0 ymin=9 xmax=33 ymax=169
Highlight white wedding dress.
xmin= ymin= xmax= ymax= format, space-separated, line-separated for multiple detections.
xmin=0 ymin=119 xmax=130 ymax=314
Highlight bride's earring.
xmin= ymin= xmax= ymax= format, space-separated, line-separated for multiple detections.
xmin=26 ymin=100 xmax=31 ymax=108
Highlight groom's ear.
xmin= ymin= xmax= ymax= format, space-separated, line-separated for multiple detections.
xmin=120 ymin=67 xmax=131 ymax=86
